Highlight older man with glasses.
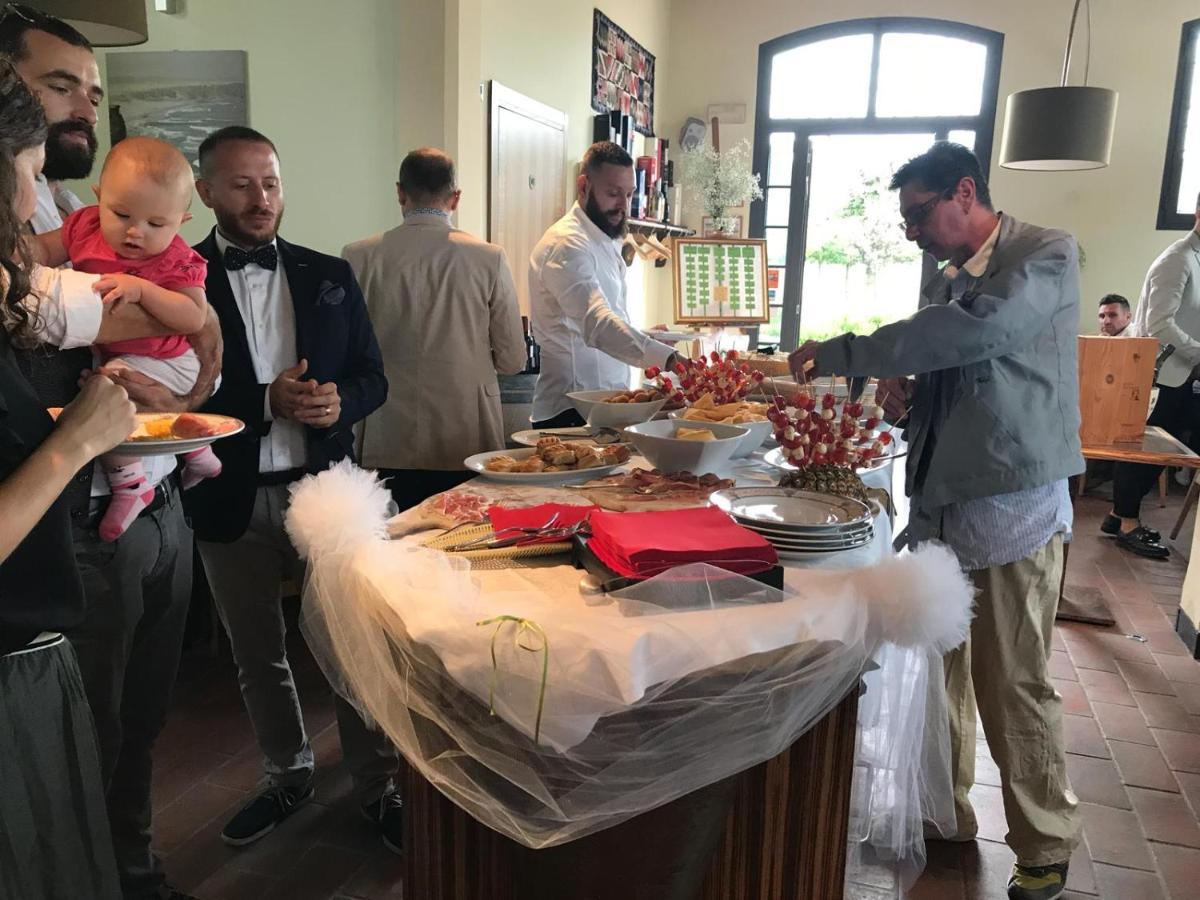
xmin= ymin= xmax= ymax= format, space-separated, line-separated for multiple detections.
xmin=790 ymin=142 xmax=1084 ymax=900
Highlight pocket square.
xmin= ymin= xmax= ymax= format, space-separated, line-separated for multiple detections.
xmin=316 ymin=280 xmax=345 ymax=306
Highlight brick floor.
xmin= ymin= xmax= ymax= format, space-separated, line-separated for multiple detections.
xmin=150 ymin=490 xmax=1200 ymax=900
xmin=905 ymin=491 xmax=1200 ymax=899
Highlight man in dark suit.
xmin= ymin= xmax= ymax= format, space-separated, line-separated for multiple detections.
xmin=187 ymin=126 xmax=402 ymax=852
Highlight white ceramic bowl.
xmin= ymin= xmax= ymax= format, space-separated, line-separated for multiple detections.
xmin=623 ymin=419 xmax=749 ymax=472
xmin=668 ymin=409 xmax=772 ymax=457
xmin=566 ymin=389 xmax=667 ymax=428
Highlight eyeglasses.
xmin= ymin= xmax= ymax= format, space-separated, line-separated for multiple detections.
xmin=898 ymin=192 xmax=950 ymax=233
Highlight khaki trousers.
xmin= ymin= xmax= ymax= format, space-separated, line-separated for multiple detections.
xmin=943 ymin=534 xmax=1081 ymax=867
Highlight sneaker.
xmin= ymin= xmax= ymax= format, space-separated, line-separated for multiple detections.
xmin=1008 ymin=861 xmax=1069 ymax=900
xmin=1100 ymin=514 xmax=1161 ymax=541
xmin=220 ymin=781 xmax=315 ymax=846
xmin=362 ymin=789 xmax=403 ymax=855
xmin=1116 ymin=525 xmax=1170 ymax=560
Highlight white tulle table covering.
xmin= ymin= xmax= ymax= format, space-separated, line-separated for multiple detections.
xmin=286 ymin=460 xmax=969 ymax=851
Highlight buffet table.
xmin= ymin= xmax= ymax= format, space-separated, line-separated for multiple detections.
xmin=286 ymin=451 xmax=969 ymax=900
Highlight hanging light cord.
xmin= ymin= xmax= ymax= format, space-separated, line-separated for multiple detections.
xmin=1060 ymin=0 xmax=1093 ymax=87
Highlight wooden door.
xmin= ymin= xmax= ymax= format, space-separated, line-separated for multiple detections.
xmin=489 ymin=82 xmax=568 ymax=317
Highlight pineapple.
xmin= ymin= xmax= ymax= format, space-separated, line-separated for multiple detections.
xmin=778 ymin=465 xmax=868 ymax=502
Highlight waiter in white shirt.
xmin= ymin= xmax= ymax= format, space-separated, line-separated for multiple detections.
xmin=529 ymin=141 xmax=679 ymax=428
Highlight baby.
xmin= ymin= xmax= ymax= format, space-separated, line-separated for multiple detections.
xmin=37 ymin=136 xmax=221 ymax=541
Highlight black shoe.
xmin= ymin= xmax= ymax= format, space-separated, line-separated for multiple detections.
xmin=362 ymin=789 xmax=403 ymax=855
xmin=1101 ymin=514 xmax=1161 ymax=541
xmin=221 ymin=781 xmax=315 ymax=846
xmin=1116 ymin=525 xmax=1170 ymax=560
xmin=148 ymin=887 xmax=200 ymax=900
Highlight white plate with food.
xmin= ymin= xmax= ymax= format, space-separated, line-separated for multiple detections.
xmin=118 ymin=412 xmax=244 ymax=456
xmin=566 ymin=389 xmax=668 ymax=428
xmin=465 ymin=438 xmax=630 ymax=484
xmin=762 ymin=446 xmax=904 ymax=474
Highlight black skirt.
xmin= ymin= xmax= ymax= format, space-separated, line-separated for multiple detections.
xmin=0 ymin=635 xmax=120 ymax=900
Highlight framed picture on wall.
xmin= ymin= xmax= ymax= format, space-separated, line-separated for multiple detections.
xmin=105 ymin=49 xmax=248 ymax=171
xmin=591 ymin=9 xmax=655 ymax=137
xmin=701 ymin=215 xmax=744 ymax=238
xmin=673 ymin=238 xmax=769 ymax=324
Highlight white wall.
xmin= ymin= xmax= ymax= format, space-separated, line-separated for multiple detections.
xmin=72 ymin=0 xmax=403 ymax=255
xmin=660 ymin=0 xmax=1199 ymax=332
xmin=471 ymin=0 xmax=675 ymax=327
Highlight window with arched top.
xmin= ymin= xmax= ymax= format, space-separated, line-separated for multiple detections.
xmin=749 ymin=19 xmax=1004 ymax=350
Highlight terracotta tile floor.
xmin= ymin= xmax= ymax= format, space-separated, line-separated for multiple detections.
xmin=153 ymin=489 xmax=1200 ymax=900
xmin=907 ymin=489 xmax=1200 ymax=900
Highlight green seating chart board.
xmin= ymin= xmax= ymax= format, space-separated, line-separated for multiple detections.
xmin=672 ymin=238 xmax=769 ymax=324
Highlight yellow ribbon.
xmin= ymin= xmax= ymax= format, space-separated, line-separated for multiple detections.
xmin=476 ymin=615 xmax=550 ymax=745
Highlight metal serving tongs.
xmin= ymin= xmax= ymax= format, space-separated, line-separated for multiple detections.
xmin=537 ymin=426 xmax=626 ymax=445
xmin=444 ymin=518 xmax=591 ymax=552
xmin=444 ymin=512 xmax=560 ymax=552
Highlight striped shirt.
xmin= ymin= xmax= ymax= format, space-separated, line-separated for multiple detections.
xmin=940 ymin=481 xmax=1073 ymax=570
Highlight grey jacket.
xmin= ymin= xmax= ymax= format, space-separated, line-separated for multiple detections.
xmin=816 ymin=213 xmax=1085 ymax=527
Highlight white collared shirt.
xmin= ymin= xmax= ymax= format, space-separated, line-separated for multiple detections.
xmin=29 ymin=175 xmax=84 ymax=236
xmin=528 ymin=203 xmax=674 ymax=421
xmin=214 ymin=231 xmax=306 ymax=473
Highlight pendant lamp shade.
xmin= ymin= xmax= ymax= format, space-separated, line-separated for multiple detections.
xmin=29 ymin=0 xmax=148 ymax=46
xmin=999 ymin=85 xmax=1118 ymax=171
xmin=998 ymin=0 xmax=1118 ymax=171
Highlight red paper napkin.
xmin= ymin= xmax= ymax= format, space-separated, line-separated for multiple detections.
xmin=587 ymin=507 xmax=778 ymax=578
xmin=487 ymin=503 xmax=596 ymax=545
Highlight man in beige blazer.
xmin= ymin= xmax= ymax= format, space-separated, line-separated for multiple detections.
xmin=343 ymin=148 xmax=526 ymax=508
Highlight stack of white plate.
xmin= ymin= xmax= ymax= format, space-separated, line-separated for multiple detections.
xmin=709 ymin=487 xmax=874 ymax=559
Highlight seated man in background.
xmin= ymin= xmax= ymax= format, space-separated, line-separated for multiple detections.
xmin=1097 ymin=293 xmax=1132 ymax=336
xmin=343 ymin=147 xmax=525 ymax=510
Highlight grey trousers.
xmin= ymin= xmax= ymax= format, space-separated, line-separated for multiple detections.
xmin=68 ymin=484 xmax=193 ymax=900
xmin=0 ymin=636 xmax=121 ymax=900
xmin=198 ymin=484 xmax=398 ymax=804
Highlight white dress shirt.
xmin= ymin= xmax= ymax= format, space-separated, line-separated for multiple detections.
xmin=29 ymin=175 xmax=84 ymax=236
xmin=528 ymin=203 xmax=674 ymax=421
xmin=26 ymin=264 xmax=102 ymax=349
xmin=214 ymin=231 xmax=306 ymax=473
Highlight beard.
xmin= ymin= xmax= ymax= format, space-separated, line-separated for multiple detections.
xmin=584 ymin=191 xmax=627 ymax=239
xmin=41 ymin=120 xmax=98 ymax=180
xmin=216 ymin=205 xmax=284 ymax=248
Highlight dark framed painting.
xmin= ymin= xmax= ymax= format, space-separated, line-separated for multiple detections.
xmin=591 ymin=9 xmax=655 ymax=137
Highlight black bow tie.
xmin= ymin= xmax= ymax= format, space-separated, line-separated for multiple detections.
xmin=223 ymin=244 xmax=278 ymax=271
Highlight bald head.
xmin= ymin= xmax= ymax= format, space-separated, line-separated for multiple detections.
xmin=102 ymin=136 xmax=194 ymax=206
xmin=397 ymin=147 xmax=459 ymax=212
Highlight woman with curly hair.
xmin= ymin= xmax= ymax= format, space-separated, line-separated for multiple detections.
xmin=0 ymin=58 xmax=133 ymax=899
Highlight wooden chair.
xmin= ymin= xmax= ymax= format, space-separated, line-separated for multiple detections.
xmin=1171 ymin=477 xmax=1200 ymax=539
